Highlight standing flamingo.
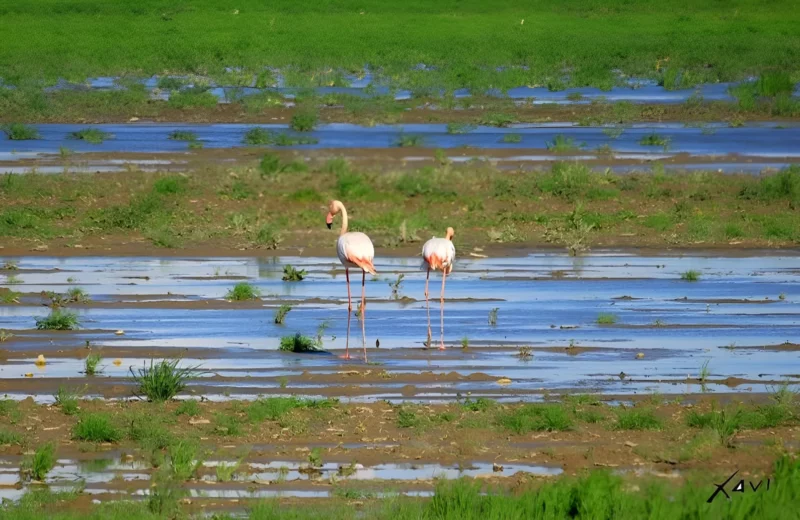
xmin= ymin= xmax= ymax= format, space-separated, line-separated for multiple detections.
xmin=422 ymin=227 xmax=455 ymax=349
xmin=326 ymin=200 xmax=377 ymax=361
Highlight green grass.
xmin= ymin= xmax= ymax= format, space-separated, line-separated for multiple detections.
xmin=502 ymin=133 xmax=522 ymax=143
xmin=22 ymin=442 xmax=56 ymax=482
xmin=244 ymin=127 xmax=319 ymax=146
xmin=681 ymin=270 xmax=701 ymax=281
xmin=2 ymin=123 xmax=39 ymax=140
xmin=546 ymin=134 xmax=580 ymax=152
xmin=479 ymin=113 xmax=515 ymax=127
xmin=152 ymin=175 xmax=188 ymax=195
xmin=35 ymin=309 xmax=80 ymax=330
xmin=66 ymin=287 xmax=90 ymax=303
xmin=614 ymin=407 xmax=662 ymax=430
xmin=167 ymin=89 xmax=218 ymax=109
xmin=394 ymin=134 xmax=425 ymax=147
xmin=0 ymin=429 xmax=23 ymax=445
xmin=168 ymin=130 xmax=198 ymax=141
xmin=279 ymin=333 xmax=321 ymax=353
xmin=84 ymin=352 xmax=102 ymax=375
xmin=247 ymin=396 xmax=335 ymax=422
xmin=54 ymin=386 xmax=81 ymax=415
xmin=596 ymin=313 xmax=618 ymax=325
xmin=0 ymin=1 xmax=798 ymax=93
xmin=274 ymin=304 xmax=292 ymax=324
xmin=290 ymin=109 xmax=319 ymax=132
xmin=446 ymin=123 xmax=476 ymax=134
xmin=175 ymin=399 xmax=201 ymax=417
xmin=168 ymin=440 xmax=202 ymax=480
xmin=73 ymin=412 xmax=122 ymax=442
xmin=127 ymin=414 xmax=175 ymax=451
xmin=639 ymin=133 xmax=671 ymax=149
xmin=226 ymin=282 xmax=261 ymax=301
xmin=129 ymin=359 xmax=202 ymax=402
xmin=0 ymin=289 xmax=21 ymax=304
xmin=281 ymin=265 xmax=306 ymax=281
xmin=69 ymin=128 xmax=112 ymax=144
xmin=497 ymin=404 xmax=573 ymax=433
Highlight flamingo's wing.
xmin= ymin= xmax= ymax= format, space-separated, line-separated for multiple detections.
xmin=340 ymin=232 xmax=377 ymax=274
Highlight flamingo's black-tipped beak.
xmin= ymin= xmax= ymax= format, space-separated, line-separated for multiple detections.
xmin=326 ymin=212 xmax=334 ymax=229
xmin=326 ymin=222 xmax=332 ymax=229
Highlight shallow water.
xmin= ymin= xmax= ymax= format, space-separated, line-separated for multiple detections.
xmin=1 ymin=252 xmax=798 ymax=401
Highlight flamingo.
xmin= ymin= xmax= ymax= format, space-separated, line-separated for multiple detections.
xmin=326 ymin=200 xmax=377 ymax=361
xmin=422 ymin=227 xmax=455 ymax=349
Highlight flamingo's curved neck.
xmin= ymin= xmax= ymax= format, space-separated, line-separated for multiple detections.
xmin=336 ymin=201 xmax=349 ymax=236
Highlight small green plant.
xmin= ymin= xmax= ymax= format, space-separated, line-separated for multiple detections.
xmin=498 ymin=405 xmax=573 ymax=433
xmin=1 ymin=289 xmax=20 ymax=304
xmin=280 ymin=333 xmax=321 ymax=353
xmin=168 ymin=130 xmax=199 ymax=141
xmin=176 ymin=399 xmax=201 ymax=417
xmin=73 ymin=413 xmax=122 ymax=442
xmin=479 ymin=113 xmax=515 ymax=127
xmin=446 ymin=123 xmax=475 ymax=134
xmin=2 ymin=123 xmax=39 ymax=140
xmin=274 ymin=304 xmax=292 ymax=324
xmin=517 ymin=346 xmax=533 ymax=360
xmin=66 ymin=287 xmax=90 ymax=303
xmin=226 ymin=282 xmax=261 ymax=301
xmin=397 ymin=407 xmax=421 ymax=428
xmin=22 ymin=442 xmax=56 ymax=481
xmin=69 ymin=128 xmax=112 ymax=144
xmin=462 ymin=397 xmax=495 ymax=412
xmin=84 ymin=353 xmax=102 ymax=375
xmin=59 ymin=146 xmax=73 ymax=158
xmin=315 ymin=320 xmax=330 ymax=349
xmin=35 ymin=309 xmax=79 ymax=330
xmin=0 ymin=429 xmax=22 ymax=445
xmin=388 ymin=273 xmax=405 ymax=299
xmin=130 ymin=359 xmax=203 ymax=402
xmin=308 ymin=447 xmax=323 ymax=467
xmin=394 ymin=134 xmax=424 ymax=147
xmin=546 ymin=135 xmax=580 ymax=152
xmin=0 ymin=329 xmax=13 ymax=342
xmin=681 ymin=270 xmax=700 ymax=281
xmin=639 ymin=133 xmax=670 ymax=150
xmin=566 ymin=92 xmax=584 ymax=101
xmin=699 ymin=360 xmax=711 ymax=382
xmin=168 ymin=440 xmax=202 ymax=480
xmin=216 ymin=459 xmax=242 ymax=482
xmin=596 ymin=313 xmax=618 ymax=325
xmin=290 ymin=108 xmax=319 ymax=131
xmin=502 ymin=133 xmax=522 ymax=143
xmin=54 ymin=386 xmax=81 ymax=415
xmin=243 ymin=127 xmax=272 ymax=145
xmin=153 ymin=176 xmax=188 ymax=195
xmin=5 ymin=274 xmax=22 ymax=285
xmin=282 ymin=265 xmax=307 ymax=281
xmin=461 ymin=336 xmax=469 ymax=349
xmin=488 ymin=307 xmax=499 ymax=326
xmin=614 ymin=408 xmax=662 ymax=430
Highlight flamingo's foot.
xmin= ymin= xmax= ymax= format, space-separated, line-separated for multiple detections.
xmin=438 ymin=344 xmax=446 ymax=351
xmin=342 ymin=353 xmax=351 ymax=360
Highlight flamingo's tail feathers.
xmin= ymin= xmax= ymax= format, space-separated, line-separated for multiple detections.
xmin=352 ymin=257 xmax=377 ymax=275
xmin=425 ymin=254 xmax=443 ymax=270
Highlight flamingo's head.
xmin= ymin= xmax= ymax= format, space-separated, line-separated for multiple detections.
xmin=446 ymin=227 xmax=455 ymax=240
xmin=326 ymin=200 xmax=339 ymax=229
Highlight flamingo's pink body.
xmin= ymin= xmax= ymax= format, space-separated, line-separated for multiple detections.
xmin=422 ymin=227 xmax=455 ymax=349
xmin=327 ymin=200 xmax=376 ymax=361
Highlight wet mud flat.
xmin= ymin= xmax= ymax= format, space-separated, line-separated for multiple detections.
xmin=1 ymin=252 xmax=799 ymax=402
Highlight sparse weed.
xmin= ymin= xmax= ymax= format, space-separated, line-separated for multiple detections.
xmin=596 ymin=313 xmax=618 ymax=325
xmin=84 ymin=353 xmax=102 ymax=375
xmin=274 ymin=304 xmax=292 ymax=324
xmin=53 ymin=386 xmax=82 ymax=415
xmin=176 ymin=399 xmax=201 ymax=417
xmin=488 ymin=307 xmax=499 ymax=326
xmin=69 ymin=128 xmax=112 ymax=144
xmin=280 ymin=333 xmax=321 ymax=353
xmin=681 ymin=270 xmax=700 ymax=281
xmin=614 ymin=407 xmax=662 ymax=430
xmin=168 ymin=130 xmax=198 ymax=141
xmin=546 ymin=135 xmax=580 ymax=152
xmin=35 ymin=309 xmax=79 ymax=330
xmin=73 ymin=413 xmax=121 ymax=442
xmin=282 ymin=265 xmax=307 ymax=281
xmin=226 ymin=282 xmax=261 ymax=301
xmin=502 ymin=133 xmax=522 ymax=143
xmin=388 ymin=273 xmax=405 ymax=299
xmin=22 ymin=442 xmax=56 ymax=481
xmin=498 ymin=404 xmax=573 ymax=433
xmin=130 ymin=359 xmax=203 ymax=402
xmin=639 ymin=133 xmax=670 ymax=150
xmin=2 ymin=123 xmax=39 ymax=140
xmin=517 ymin=345 xmax=533 ymax=360
xmin=394 ymin=134 xmax=425 ymax=147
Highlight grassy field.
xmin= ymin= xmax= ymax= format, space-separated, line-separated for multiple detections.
xmin=0 ymin=391 xmax=797 ymax=519
xmin=1 ymin=0 xmax=799 ymax=90
xmin=1 ymin=161 xmax=799 ymax=254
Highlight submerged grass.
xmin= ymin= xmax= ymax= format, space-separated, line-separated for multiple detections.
xmin=69 ymin=128 xmax=112 ymax=144
xmin=129 ymin=359 xmax=203 ymax=402
xmin=226 ymin=282 xmax=261 ymax=301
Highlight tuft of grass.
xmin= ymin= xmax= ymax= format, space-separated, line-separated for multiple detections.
xmin=53 ymin=386 xmax=81 ymax=416
xmin=1 ymin=289 xmax=21 ymax=304
xmin=282 ymin=265 xmax=307 ymax=281
xmin=35 ymin=309 xmax=79 ymax=330
xmin=168 ymin=440 xmax=202 ymax=480
xmin=168 ymin=130 xmax=198 ymax=141
xmin=699 ymin=360 xmax=711 ymax=382
xmin=517 ymin=345 xmax=533 ymax=360
xmin=497 ymin=404 xmax=573 ymax=433
xmin=226 ymin=282 xmax=261 ymax=301
xmin=279 ymin=333 xmax=321 ymax=353
xmin=216 ymin=459 xmax=242 ymax=482
xmin=596 ymin=313 xmax=618 ymax=325
xmin=69 ymin=128 xmax=112 ymax=144
xmin=501 ymin=133 xmax=522 ymax=143
xmin=461 ymin=336 xmax=469 ymax=349
xmin=488 ymin=307 xmax=499 ymax=326
xmin=388 ymin=273 xmax=405 ymax=299
xmin=129 ymin=359 xmax=203 ymax=402
xmin=2 ymin=123 xmax=39 ymax=140
xmin=614 ymin=407 xmax=662 ymax=430
xmin=0 ymin=429 xmax=22 ymax=445
xmin=66 ymin=287 xmax=90 ymax=303
xmin=247 ymin=396 xmax=335 ymax=422
xmin=394 ymin=134 xmax=425 ymax=147
xmin=446 ymin=123 xmax=475 ymax=134
xmin=243 ymin=127 xmax=273 ymax=145
xmin=22 ymin=442 xmax=56 ymax=481
xmin=274 ymin=304 xmax=292 ymax=324
xmin=175 ymin=399 xmax=200 ymax=417
xmin=308 ymin=447 xmax=323 ymax=467
xmin=73 ymin=413 xmax=121 ymax=442
xmin=681 ymin=270 xmax=700 ymax=281
xmin=84 ymin=353 xmax=102 ymax=375
xmin=290 ymin=108 xmax=319 ymax=132
xmin=479 ymin=113 xmax=515 ymax=127
xmin=639 ymin=133 xmax=671 ymax=149
xmin=153 ymin=175 xmax=188 ymax=195
xmin=546 ymin=134 xmax=580 ymax=152
xmin=462 ymin=397 xmax=495 ymax=412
